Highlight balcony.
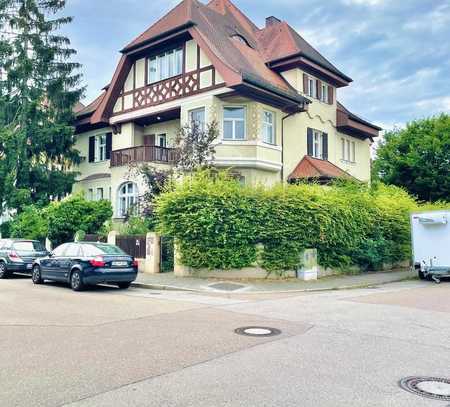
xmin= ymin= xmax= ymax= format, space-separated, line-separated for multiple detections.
xmin=110 ymin=145 xmax=177 ymax=168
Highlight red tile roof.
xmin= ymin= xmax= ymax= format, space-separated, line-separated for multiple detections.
xmin=288 ymin=156 xmax=352 ymax=180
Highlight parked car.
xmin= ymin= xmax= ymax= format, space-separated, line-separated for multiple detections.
xmin=0 ymin=239 xmax=49 ymax=279
xmin=31 ymin=242 xmax=138 ymax=291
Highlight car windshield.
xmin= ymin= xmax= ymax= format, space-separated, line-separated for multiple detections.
xmin=13 ymin=241 xmax=45 ymax=252
xmin=82 ymin=244 xmax=126 ymax=256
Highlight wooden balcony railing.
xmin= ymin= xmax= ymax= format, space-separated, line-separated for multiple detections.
xmin=110 ymin=145 xmax=177 ymax=168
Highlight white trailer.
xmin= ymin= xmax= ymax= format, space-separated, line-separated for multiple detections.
xmin=411 ymin=210 xmax=450 ymax=283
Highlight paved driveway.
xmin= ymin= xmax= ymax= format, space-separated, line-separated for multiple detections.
xmin=1 ymin=276 xmax=449 ymax=406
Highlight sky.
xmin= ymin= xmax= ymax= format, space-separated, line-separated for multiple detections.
xmin=63 ymin=0 xmax=450 ymax=130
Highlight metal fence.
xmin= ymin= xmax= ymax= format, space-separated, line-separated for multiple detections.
xmin=116 ymin=235 xmax=146 ymax=258
xmin=84 ymin=234 xmax=107 ymax=243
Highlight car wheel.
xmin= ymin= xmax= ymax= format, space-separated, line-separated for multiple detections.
xmin=70 ymin=270 xmax=84 ymax=292
xmin=117 ymin=282 xmax=132 ymax=289
xmin=0 ymin=261 xmax=10 ymax=279
xmin=32 ymin=265 xmax=44 ymax=285
xmin=418 ymin=270 xmax=426 ymax=280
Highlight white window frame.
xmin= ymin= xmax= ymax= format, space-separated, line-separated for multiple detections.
xmin=312 ymin=130 xmax=323 ymax=159
xmin=94 ymin=134 xmax=107 ymax=162
xmin=223 ymin=106 xmax=246 ymax=141
xmin=321 ymin=83 xmax=329 ymax=103
xmin=96 ymin=188 xmax=104 ymax=201
xmin=262 ymin=110 xmax=276 ymax=145
xmin=148 ymin=47 xmax=183 ymax=84
xmin=117 ymin=182 xmax=139 ymax=218
xmin=341 ymin=137 xmax=356 ymax=163
xmin=189 ymin=107 xmax=206 ymax=131
xmin=88 ymin=188 xmax=94 ymax=201
xmin=157 ymin=134 xmax=167 ymax=148
xmin=308 ymin=77 xmax=317 ymax=98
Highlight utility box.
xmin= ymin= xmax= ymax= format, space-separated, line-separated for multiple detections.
xmin=411 ymin=210 xmax=450 ymax=282
xmin=297 ymin=249 xmax=318 ymax=281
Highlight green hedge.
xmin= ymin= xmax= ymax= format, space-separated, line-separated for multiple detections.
xmin=156 ymin=171 xmax=445 ymax=274
xmin=9 ymin=195 xmax=112 ymax=246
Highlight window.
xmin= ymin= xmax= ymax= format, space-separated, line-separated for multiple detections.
xmin=95 ymin=134 xmax=107 ymax=162
xmin=308 ymin=128 xmax=327 ymax=160
xmin=117 ymin=182 xmax=138 ymax=218
xmin=148 ymin=47 xmax=183 ymax=84
xmin=12 ymin=241 xmax=45 ymax=252
xmin=82 ymin=243 xmax=126 ymax=256
xmin=89 ymin=133 xmax=111 ymax=163
xmin=223 ymin=107 xmax=246 ymax=140
xmin=96 ymin=188 xmax=104 ymax=201
xmin=52 ymin=244 xmax=69 ymax=257
xmin=321 ymin=83 xmax=329 ymax=103
xmin=189 ymin=107 xmax=206 ymax=131
xmin=262 ymin=110 xmax=275 ymax=144
xmin=341 ymin=137 xmax=356 ymax=162
xmin=88 ymin=188 xmax=94 ymax=201
xmin=308 ymin=77 xmax=317 ymax=98
xmin=64 ymin=243 xmax=81 ymax=258
xmin=157 ymin=134 xmax=167 ymax=148
xmin=313 ymin=130 xmax=323 ymax=159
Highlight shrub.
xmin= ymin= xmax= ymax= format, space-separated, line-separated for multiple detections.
xmin=156 ymin=170 xmax=447 ymax=274
xmin=46 ymin=195 xmax=112 ymax=246
xmin=10 ymin=206 xmax=49 ymax=241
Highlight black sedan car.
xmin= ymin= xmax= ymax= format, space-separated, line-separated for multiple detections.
xmin=0 ymin=239 xmax=49 ymax=278
xmin=32 ymin=242 xmax=138 ymax=291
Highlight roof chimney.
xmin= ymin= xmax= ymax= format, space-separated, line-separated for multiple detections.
xmin=265 ymin=16 xmax=281 ymax=27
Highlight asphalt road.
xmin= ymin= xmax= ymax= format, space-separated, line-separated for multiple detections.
xmin=1 ymin=275 xmax=449 ymax=407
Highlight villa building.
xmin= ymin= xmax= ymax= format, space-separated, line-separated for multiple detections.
xmin=74 ymin=0 xmax=381 ymax=219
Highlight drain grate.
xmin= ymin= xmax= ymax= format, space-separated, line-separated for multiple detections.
xmin=209 ymin=282 xmax=246 ymax=292
xmin=399 ymin=377 xmax=450 ymax=401
xmin=235 ymin=326 xmax=281 ymax=337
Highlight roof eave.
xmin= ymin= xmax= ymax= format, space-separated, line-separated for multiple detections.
xmin=268 ymin=52 xmax=353 ymax=87
xmin=237 ymin=72 xmax=310 ymax=110
xmin=121 ymin=21 xmax=196 ymax=54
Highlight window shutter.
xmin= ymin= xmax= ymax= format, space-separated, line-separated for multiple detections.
xmin=106 ymin=133 xmax=112 ymax=160
xmin=317 ymin=80 xmax=322 ymax=100
xmin=322 ymin=133 xmax=328 ymax=160
xmin=328 ymin=86 xmax=334 ymax=105
xmin=303 ymin=73 xmax=309 ymax=95
xmin=307 ymin=128 xmax=313 ymax=156
xmin=88 ymin=136 xmax=95 ymax=162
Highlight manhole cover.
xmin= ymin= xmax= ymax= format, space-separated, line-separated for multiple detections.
xmin=235 ymin=326 xmax=281 ymax=337
xmin=399 ymin=377 xmax=450 ymax=401
xmin=209 ymin=282 xmax=246 ymax=292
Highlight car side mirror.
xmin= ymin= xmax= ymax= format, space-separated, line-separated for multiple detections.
xmin=48 ymin=251 xmax=54 ymax=257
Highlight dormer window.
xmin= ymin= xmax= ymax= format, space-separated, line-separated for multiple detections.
xmin=148 ymin=47 xmax=183 ymax=84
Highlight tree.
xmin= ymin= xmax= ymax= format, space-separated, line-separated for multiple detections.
xmin=0 ymin=0 xmax=83 ymax=211
xmin=373 ymin=114 xmax=450 ymax=202
xmin=175 ymin=120 xmax=218 ymax=174
xmin=132 ymin=120 xmax=219 ymax=227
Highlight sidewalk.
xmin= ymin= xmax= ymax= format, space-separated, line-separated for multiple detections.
xmin=133 ymin=269 xmax=415 ymax=294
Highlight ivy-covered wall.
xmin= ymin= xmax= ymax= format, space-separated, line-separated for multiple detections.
xmin=156 ymin=171 xmax=446 ymax=274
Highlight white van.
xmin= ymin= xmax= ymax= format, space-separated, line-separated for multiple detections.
xmin=411 ymin=210 xmax=450 ymax=283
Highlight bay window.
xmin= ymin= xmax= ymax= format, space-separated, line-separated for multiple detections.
xmin=262 ymin=110 xmax=275 ymax=144
xmin=189 ymin=107 xmax=206 ymax=131
xmin=223 ymin=107 xmax=246 ymax=140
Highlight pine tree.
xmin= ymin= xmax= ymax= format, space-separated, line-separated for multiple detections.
xmin=0 ymin=0 xmax=83 ymax=211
